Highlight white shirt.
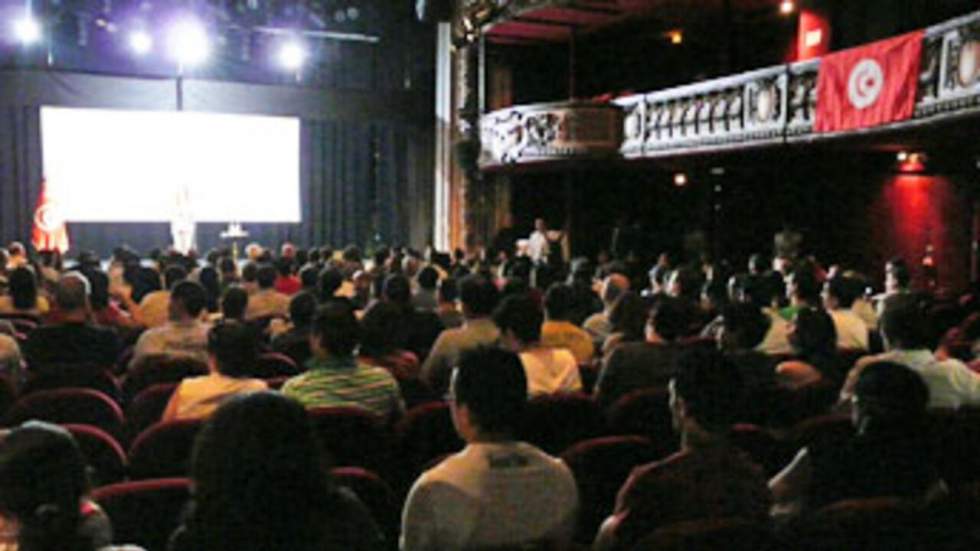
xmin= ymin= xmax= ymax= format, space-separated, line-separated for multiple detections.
xmin=757 ymin=308 xmax=793 ymax=356
xmin=130 ymin=320 xmax=211 ymax=369
xmin=844 ymin=349 xmax=980 ymax=409
xmin=519 ymin=347 xmax=582 ymax=396
xmin=830 ymin=309 xmax=870 ymax=350
xmin=527 ymin=230 xmax=549 ymax=263
xmin=401 ymin=441 xmax=578 ymax=551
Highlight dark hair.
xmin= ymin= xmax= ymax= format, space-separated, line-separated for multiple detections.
xmin=383 ymin=274 xmax=412 ymax=306
xmin=359 ymin=301 xmax=403 ymax=358
xmin=721 ymin=302 xmax=770 ymax=349
xmin=886 ymin=258 xmax=911 ymax=288
xmin=458 ymin=274 xmax=500 ymax=316
xmin=417 ymin=266 xmax=438 ymax=291
xmin=743 ymin=272 xmax=785 ymax=309
xmin=609 ymin=291 xmax=649 ymax=343
xmin=256 ymin=264 xmax=277 ymax=289
xmin=317 ymin=268 xmax=344 ymax=302
xmin=880 ymin=302 xmax=930 ymax=350
xmin=312 ymin=300 xmax=360 ymax=357
xmin=241 ymin=262 xmax=258 ymax=283
xmin=825 ymin=276 xmax=860 ymax=308
xmin=198 ymin=267 xmax=221 ymax=313
xmin=55 ymin=273 xmax=90 ymax=312
xmin=342 ymin=246 xmax=362 ymax=264
xmin=672 ymin=348 xmax=743 ymax=432
xmin=453 ymin=347 xmax=527 ymax=435
xmin=788 ymin=268 xmax=821 ymax=305
xmin=218 ymin=257 xmax=237 ymax=276
xmin=172 ymin=280 xmax=208 ymax=318
xmin=299 ymin=265 xmax=319 ymax=290
xmin=221 ymin=286 xmax=249 ymax=321
xmin=854 ymin=361 xmax=929 ymax=427
xmin=289 ymin=291 xmax=317 ymax=328
xmin=208 ymin=322 xmax=259 ymax=378
xmin=650 ymin=296 xmax=688 ymax=342
xmin=82 ymin=269 xmax=110 ymax=310
xmin=276 ymin=257 xmax=294 ymax=277
xmin=9 ymin=267 xmax=39 ymax=310
xmin=185 ymin=392 xmax=338 ymax=551
xmin=0 ymin=422 xmax=91 ymax=551
xmin=164 ymin=265 xmax=188 ymax=290
xmin=493 ymin=294 xmax=543 ymax=344
xmin=543 ymin=283 xmax=574 ymax=321
xmin=748 ymin=253 xmax=769 ymax=274
xmin=790 ymin=307 xmax=837 ymax=359
xmin=670 ymin=267 xmax=703 ymax=302
xmin=438 ymin=277 xmax=459 ymax=303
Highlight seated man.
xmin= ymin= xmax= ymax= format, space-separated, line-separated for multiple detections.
xmin=130 ymin=280 xmax=211 ymax=368
xmin=139 ymin=265 xmax=187 ymax=328
xmin=540 ymin=283 xmax=595 ymax=364
xmin=583 ymin=273 xmax=630 ymax=350
xmin=281 ymin=299 xmax=403 ymax=423
xmin=401 ymin=347 xmax=578 ymax=551
xmin=823 ymin=275 xmax=869 ymax=351
xmin=271 ymin=291 xmax=317 ymax=369
xmin=23 ymin=272 xmax=120 ymax=374
xmin=245 ymin=263 xmax=291 ymax=320
xmin=594 ymin=348 xmax=771 ymax=551
xmin=494 ymin=294 xmax=582 ymax=396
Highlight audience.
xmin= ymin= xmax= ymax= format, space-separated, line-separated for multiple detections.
xmin=719 ymin=302 xmax=778 ymax=390
xmin=593 ymin=348 xmax=770 ymax=551
xmin=540 ymin=283 xmax=595 ymax=364
xmin=273 ymin=257 xmax=301 ymax=296
xmin=359 ymin=301 xmax=420 ymax=380
xmin=583 ymin=273 xmax=630 ymax=349
xmin=169 ymin=392 xmax=383 ymax=551
xmin=380 ymin=274 xmax=444 ymax=362
xmin=823 ymin=275 xmax=870 ymax=351
xmin=776 ymin=306 xmax=840 ymax=389
xmin=282 ymin=299 xmax=404 ymax=422
xmin=401 ymin=347 xmax=578 ymax=550
xmin=435 ymin=276 xmax=464 ymax=329
xmin=0 ymin=267 xmax=49 ymax=317
xmin=0 ymin=321 xmax=23 ymax=390
xmin=245 ymin=263 xmax=290 ymax=320
xmin=161 ymin=321 xmax=267 ymax=421
xmin=81 ymin=268 xmax=144 ymax=331
xmin=218 ymin=285 xmax=249 ymax=322
xmin=494 ymin=294 xmax=582 ymax=396
xmin=139 ymin=265 xmax=186 ymax=328
xmin=270 ymin=291 xmax=317 ymax=368
xmin=601 ymin=291 xmax=649 ymax=356
xmin=412 ymin=266 xmax=439 ymax=312
xmin=130 ymin=280 xmax=210 ymax=369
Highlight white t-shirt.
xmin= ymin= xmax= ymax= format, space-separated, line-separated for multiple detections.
xmin=844 ymin=349 xmax=980 ymax=409
xmin=401 ymin=442 xmax=578 ymax=551
xmin=519 ymin=347 xmax=582 ymax=396
xmin=830 ymin=309 xmax=870 ymax=350
xmin=527 ymin=231 xmax=549 ymax=263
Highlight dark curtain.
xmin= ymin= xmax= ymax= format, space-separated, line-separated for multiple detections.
xmin=0 ymin=106 xmax=42 ymax=246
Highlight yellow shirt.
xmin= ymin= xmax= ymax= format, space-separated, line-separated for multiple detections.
xmin=162 ymin=374 xmax=267 ymax=421
xmin=540 ymin=320 xmax=594 ymax=365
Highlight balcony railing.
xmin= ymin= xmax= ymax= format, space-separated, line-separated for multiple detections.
xmin=479 ymin=9 xmax=980 ymax=168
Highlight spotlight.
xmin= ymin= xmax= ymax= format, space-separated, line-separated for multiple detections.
xmin=13 ymin=16 xmax=42 ymax=45
xmin=896 ymin=151 xmax=909 ymax=162
xmin=277 ymin=41 xmax=307 ymax=71
xmin=668 ymin=30 xmax=683 ymax=45
xmin=674 ymin=173 xmax=688 ymax=187
xmin=129 ymin=30 xmax=153 ymax=56
xmin=780 ymin=0 xmax=795 ymax=15
xmin=168 ymin=19 xmax=210 ymax=67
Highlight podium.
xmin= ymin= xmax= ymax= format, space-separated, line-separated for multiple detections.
xmin=220 ymin=223 xmax=249 ymax=263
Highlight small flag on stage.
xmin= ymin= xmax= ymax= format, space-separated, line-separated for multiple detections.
xmin=815 ymin=30 xmax=924 ymax=133
xmin=31 ymin=179 xmax=70 ymax=253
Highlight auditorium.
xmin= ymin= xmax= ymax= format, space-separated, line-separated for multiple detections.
xmin=0 ymin=0 xmax=979 ymax=549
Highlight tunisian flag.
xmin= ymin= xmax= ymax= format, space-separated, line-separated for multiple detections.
xmin=31 ymin=179 xmax=70 ymax=253
xmin=815 ymin=30 xmax=923 ymax=133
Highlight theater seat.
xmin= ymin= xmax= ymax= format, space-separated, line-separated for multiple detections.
xmin=394 ymin=401 xmax=463 ymax=489
xmin=729 ymin=423 xmax=792 ymax=477
xmin=63 ymin=423 xmax=128 ymax=486
xmin=788 ymin=413 xmax=855 ymax=451
xmin=782 ymin=497 xmax=925 ymax=551
xmin=4 ymin=388 xmax=124 ymax=436
xmin=92 ymin=478 xmax=192 ymax=551
xmin=517 ymin=393 xmax=605 ymax=455
xmin=123 ymin=383 xmax=178 ymax=447
xmin=22 ymin=367 xmax=120 ymax=403
xmin=605 ymin=387 xmax=678 ymax=458
xmin=247 ymin=352 xmax=301 ymax=378
xmin=560 ymin=435 xmax=661 ymax=543
xmin=632 ymin=517 xmax=776 ymax=551
xmin=332 ymin=466 xmax=400 ymax=543
xmin=128 ymin=419 xmax=204 ymax=479
xmin=122 ymin=355 xmax=207 ymax=403
xmin=307 ymin=407 xmax=393 ymax=480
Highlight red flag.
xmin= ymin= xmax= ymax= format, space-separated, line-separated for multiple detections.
xmin=31 ymin=179 xmax=70 ymax=253
xmin=814 ymin=30 xmax=923 ymax=133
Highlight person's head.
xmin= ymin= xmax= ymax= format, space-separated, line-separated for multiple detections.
xmin=609 ymin=291 xmax=650 ymax=342
xmin=256 ymin=264 xmax=277 ymax=290
xmin=543 ymin=283 xmax=575 ymax=322
xmin=310 ymin=299 xmax=360 ymax=358
xmin=163 ymin=265 xmax=188 ymax=291
xmin=743 ymin=272 xmax=785 ymax=309
xmin=786 ymin=267 xmax=820 ymax=306
xmin=170 ymin=280 xmax=208 ymax=322
xmin=8 ymin=267 xmax=39 ymax=310
xmin=0 ymin=249 xmax=7 ymax=273
xmin=383 ymin=274 xmax=412 ymax=306
xmin=822 ymin=275 xmax=860 ymax=310
xmin=280 ymin=242 xmax=296 ymax=260
xmin=450 ymin=347 xmax=527 ymax=442
xmin=647 ymin=296 xmax=688 ymax=343
xmin=700 ymin=279 xmax=728 ymax=314
xmin=534 ymin=218 xmax=546 ymax=232
xmin=852 ymin=361 xmax=929 ymax=433
xmin=81 ymin=269 xmax=110 ymax=310
xmin=720 ymin=302 xmax=770 ymax=351
xmin=359 ymin=301 xmax=403 ymax=358
xmin=886 ymin=258 xmax=911 ymax=293
xmin=438 ymin=277 xmax=459 ymax=305
xmin=289 ymin=291 xmax=317 ymax=328
xmin=207 ymin=321 xmax=258 ymax=378
xmin=55 ymin=272 xmax=90 ymax=314
xmin=0 ymin=421 xmax=90 ymax=551
xmin=648 ymin=264 xmax=668 ymax=294
xmin=670 ymin=348 xmax=743 ymax=437
xmin=748 ymin=253 xmax=769 ymax=275
xmin=299 ymin=264 xmax=319 ymax=290
xmin=275 ymin=257 xmax=294 ymax=278
xmin=788 ymin=306 xmax=837 ymax=358
xmin=218 ymin=257 xmax=237 ymax=280
xmin=666 ymin=267 xmax=702 ymax=302
xmin=241 ymin=262 xmax=258 ymax=285
xmin=187 ymin=392 xmax=336 ymax=551
xmin=879 ymin=302 xmax=930 ymax=351
xmin=416 ymin=266 xmax=438 ymax=291
xmin=458 ymin=274 xmax=500 ymax=318
xmin=316 ymin=267 xmax=344 ymax=302
xmin=198 ymin=267 xmax=220 ymax=308
xmin=220 ymin=286 xmax=249 ymax=322
xmin=493 ymin=293 xmax=543 ymax=349
xmin=601 ymin=273 xmax=630 ymax=309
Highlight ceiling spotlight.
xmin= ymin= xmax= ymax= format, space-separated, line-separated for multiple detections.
xmin=896 ymin=151 xmax=909 ymax=162
xmin=278 ymin=41 xmax=308 ymax=71
xmin=674 ymin=173 xmax=688 ymax=187
xmin=13 ymin=16 xmax=42 ymax=45
xmin=129 ymin=30 xmax=153 ymax=56
xmin=668 ymin=30 xmax=683 ymax=45
xmin=780 ymin=0 xmax=796 ymax=15
xmin=168 ymin=19 xmax=210 ymax=67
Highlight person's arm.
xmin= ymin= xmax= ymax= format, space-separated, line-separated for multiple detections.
xmin=160 ymin=384 xmax=183 ymax=422
xmin=110 ymin=282 xmax=145 ymax=328
xmin=769 ymin=447 xmax=812 ymax=517
xmin=946 ymin=359 xmax=980 ymax=405
xmin=400 ymin=480 xmax=439 ymax=551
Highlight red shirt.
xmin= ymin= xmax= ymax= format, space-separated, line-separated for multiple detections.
xmin=274 ymin=275 xmax=302 ymax=296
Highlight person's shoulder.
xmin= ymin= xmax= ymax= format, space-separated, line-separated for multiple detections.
xmin=553 ymin=347 xmax=578 ymax=365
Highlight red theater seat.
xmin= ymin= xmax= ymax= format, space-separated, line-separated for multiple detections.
xmin=63 ymin=423 xmax=128 ymax=486
xmin=122 ymin=355 xmax=207 ymax=402
xmin=517 ymin=393 xmax=605 ymax=455
xmin=632 ymin=517 xmax=776 ymax=551
xmin=4 ymin=388 xmax=124 ymax=436
xmin=331 ymin=466 xmax=400 ymax=543
xmin=605 ymin=387 xmax=678 ymax=458
xmin=249 ymin=352 xmax=301 ymax=378
xmin=123 ymin=383 xmax=178 ymax=446
xmin=22 ymin=367 xmax=120 ymax=402
xmin=394 ymin=401 xmax=463 ymax=487
xmin=92 ymin=478 xmax=192 ymax=551
xmin=307 ymin=407 xmax=393 ymax=479
xmin=128 ymin=419 xmax=204 ymax=479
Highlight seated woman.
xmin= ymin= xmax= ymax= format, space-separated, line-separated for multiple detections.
xmin=358 ymin=301 xmax=419 ymax=380
xmin=168 ymin=392 xmax=384 ymax=551
xmin=82 ymin=269 xmax=144 ymax=332
xmin=775 ymin=306 xmax=840 ymax=389
xmin=161 ymin=321 xmax=267 ymax=422
xmin=0 ymin=267 xmax=49 ymax=319
xmin=769 ymin=361 xmax=945 ymax=517
xmin=0 ymin=421 xmax=142 ymax=551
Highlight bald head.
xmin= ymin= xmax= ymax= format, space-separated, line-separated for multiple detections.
xmin=601 ymin=273 xmax=630 ymax=307
xmin=56 ymin=272 xmax=91 ymax=313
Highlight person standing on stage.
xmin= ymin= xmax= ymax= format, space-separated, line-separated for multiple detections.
xmin=172 ymin=183 xmax=196 ymax=255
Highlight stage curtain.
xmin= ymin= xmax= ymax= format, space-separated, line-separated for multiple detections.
xmin=0 ymin=106 xmax=42 ymax=246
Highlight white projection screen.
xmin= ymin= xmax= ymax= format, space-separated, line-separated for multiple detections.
xmin=40 ymin=107 xmax=301 ymax=223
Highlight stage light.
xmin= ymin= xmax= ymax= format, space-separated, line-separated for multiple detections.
xmin=896 ymin=151 xmax=909 ymax=162
xmin=277 ymin=41 xmax=308 ymax=71
xmin=13 ymin=16 xmax=42 ymax=45
xmin=674 ymin=173 xmax=688 ymax=187
xmin=780 ymin=0 xmax=796 ymax=15
xmin=668 ymin=30 xmax=683 ymax=45
xmin=129 ymin=30 xmax=153 ymax=56
xmin=168 ymin=20 xmax=210 ymax=67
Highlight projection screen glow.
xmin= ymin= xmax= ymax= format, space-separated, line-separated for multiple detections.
xmin=40 ymin=107 xmax=301 ymax=223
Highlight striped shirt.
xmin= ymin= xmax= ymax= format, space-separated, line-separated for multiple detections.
xmin=282 ymin=355 xmax=404 ymax=421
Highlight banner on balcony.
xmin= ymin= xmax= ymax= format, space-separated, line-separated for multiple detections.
xmin=815 ymin=30 xmax=923 ymax=133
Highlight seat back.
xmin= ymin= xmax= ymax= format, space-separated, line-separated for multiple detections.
xmin=92 ymin=478 xmax=192 ymax=551
xmin=632 ymin=517 xmax=776 ymax=551
xmin=248 ymin=352 xmax=301 ymax=378
xmin=605 ymin=387 xmax=678 ymax=458
xmin=128 ymin=419 xmax=205 ymax=479
xmin=784 ymin=497 xmax=924 ymax=551
xmin=331 ymin=466 xmax=400 ymax=543
xmin=560 ymin=435 xmax=661 ymax=543
xmin=307 ymin=407 xmax=393 ymax=478
xmin=22 ymin=366 xmax=120 ymax=402
xmin=729 ymin=424 xmax=792 ymax=477
xmin=123 ymin=383 xmax=178 ymax=447
xmin=4 ymin=388 xmax=124 ymax=436
xmin=122 ymin=355 xmax=207 ymax=402
xmin=63 ymin=423 xmax=128 ymax=486
xmin=517 ymin=393 xmax=605 ymax=455
xmin=394 ymin=401 xmax=463 ymax=488
xmin=788 ymin=413 xmax=855 ymax=451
